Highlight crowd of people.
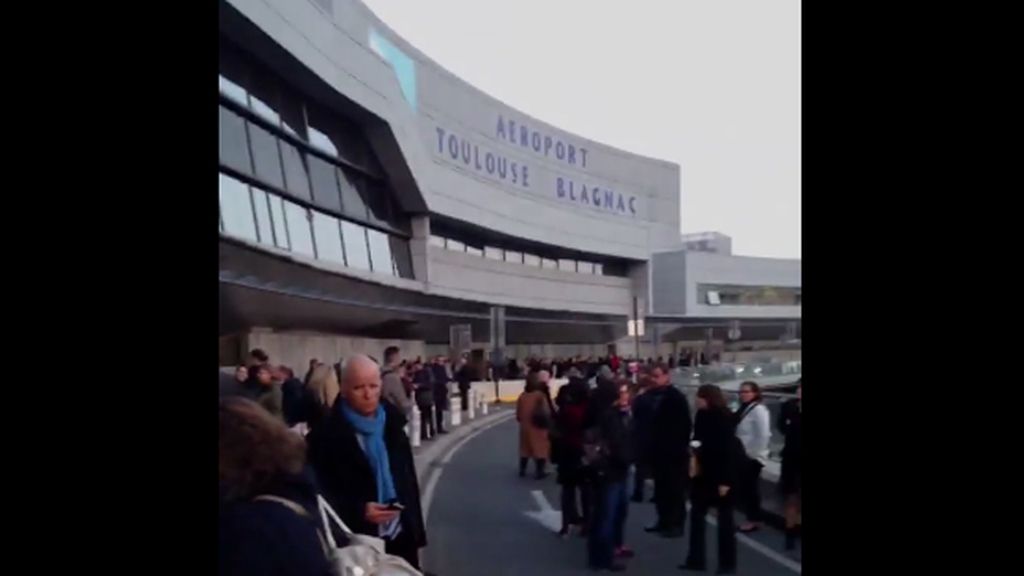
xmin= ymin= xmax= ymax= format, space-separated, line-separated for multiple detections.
xmin=515 ymin=360 xmax=803 ymax=574
xmin=218 ymin=347 xmax=801 ymax=576
xmin=219 ymin=347 xmax=438 ymax=576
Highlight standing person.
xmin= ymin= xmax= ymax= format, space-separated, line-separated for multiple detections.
xmin=243 ymin=364 xmax=284 ymax=421
xmin=455 ymin=356 xmax=473 ymax=412
xmin=276 ymin=366 xmax=307 ymax=427
xmin=516 ymin=371 xmax=552 ymax=479
xmin=734 ymin=381 xmax=772 ymax=533
xmin=304 ymin=363 xmax=341 ymax=433
xmin=219 ymin=397 xmax=335 ymax=576
xmin=554 ymin=376 xmax=591 ymax=537
xmin=586 ymin=380 xmax=634 ymax=572
xmin=303 ymin=358 xmax=319 ymax=387
xmin=778 ymin=380 xmax=802 ymax=550
xmin=680 ymin=385 xmax=739 ymax=574
xmin=411 ymin=362 xmax=435 ymax=441
xmin=629 ymin=369 xmax=658 ymax=503
xmin=219 ymin=365 xmax=248 ymax=398
xmin=248 ymin=348 xmax=270 ymax=370
xmin=305 ymin=355 xmax=427 ymax=569
xmin=644 ymin=363 xmax=692 ymax=539
xmin=380 ymin=346 xmax=413 ymax=418
xmin=431 ymin=357 xmax=450 ymax=435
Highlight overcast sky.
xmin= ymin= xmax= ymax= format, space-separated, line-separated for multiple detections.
xmin=362 ymin=0 xmax=800 ymax=259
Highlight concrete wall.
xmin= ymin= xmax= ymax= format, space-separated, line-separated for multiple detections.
xmin=651 ymin=250 xmax=801 ymax=319
xmin=245 ymin=329 xmax=427 ymax=372
xmin=426 ymin=246 xmax=633 ymax=315
xmin=225 ymin=0 xmax=680 ymax=262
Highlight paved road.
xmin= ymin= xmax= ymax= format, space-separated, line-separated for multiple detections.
xmin=423 ymin=416 xmax=801 ymax=575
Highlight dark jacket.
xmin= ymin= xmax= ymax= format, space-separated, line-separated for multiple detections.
xmin=597 ymin=406 xmax=634 ymax=482
xmin=431 ymin=364 xmax=450 ymax=408
xmin=631 ymin=389 xmax=661 ymax=464
xmin=413 ymin=369 xmax=434 ymax=407
xmin=692 ymin=408 xmax=739 ymax=488
xmin=778 ymin=399 xmax=801 ymax=463
xmin=648 ymin=385 xmax=692 ymax=466
xmin=305 ymin=400 xmax=427 ymax=550
xmin=281 ymin=378 xmax=307 ymax=426
xmin=219 ymin=470 xmax=333 ymax=576
xmin=455 ymin=365 xmax=472 ymax=390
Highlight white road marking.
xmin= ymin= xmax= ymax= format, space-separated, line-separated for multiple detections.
xmin=524 ymin=490 xmax=562 ymax=532
xmin=690 ymin=503 xmax=802 ymax=573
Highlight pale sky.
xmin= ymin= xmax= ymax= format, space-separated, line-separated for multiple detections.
xmin=362 ymin=0 xmax=800 ymax=259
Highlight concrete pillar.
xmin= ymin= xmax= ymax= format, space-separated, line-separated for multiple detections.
xmin=409 ymin=215 xmax=431 ymax=282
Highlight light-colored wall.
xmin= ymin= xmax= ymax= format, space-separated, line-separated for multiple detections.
xmin=426 ymin=246 xmax=633 ymax=315
xmin=245 ymin=329 xmax=427 ymax=372
xmin=225 ymin=0 xmax=679 ymax=261
xmin=651 ymin=250 xmax=800 ymax=319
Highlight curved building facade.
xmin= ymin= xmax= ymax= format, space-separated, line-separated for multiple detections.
xmin=218 ymin=0 xmax=683 ymax=367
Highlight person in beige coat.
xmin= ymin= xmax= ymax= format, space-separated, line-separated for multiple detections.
xmin=517 ymin=370 xmax=553 ymax=479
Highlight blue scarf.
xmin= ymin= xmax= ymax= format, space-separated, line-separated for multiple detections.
xmin=340 ymin=403 xmax=397 ymax=505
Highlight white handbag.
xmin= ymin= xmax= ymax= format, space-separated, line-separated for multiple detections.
xmin=316 ymin=495 xmax=423 ymax=576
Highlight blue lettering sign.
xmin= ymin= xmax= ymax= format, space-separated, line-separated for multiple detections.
xmin=497 ymin=157 xmax=507 ymax=178
xmin=556 ymin=141 xmax=565 ymax=161
xmin=496 ymin=116 xmax=506 ymax=140
xmin=568 ymin=144 xmax=576 ymax=165
xmin=556 ymin=177 xmax=565 ymax=198
xmin=531 ymin=132 xmax=542 ymax=152
xmin=436 ymin=127 xmax=446 ymax=153
xmin=448 ymin=134 xmax=459 ymax=160
xmin=460 ymin=140 xmax=471 ymax=164
xmin=629 ymin=196 xmax=637 ymax=215
xmin=580 ymin=148 xmax=588 ymax=168
xmin=485 ymin=152 xmax=496 ymax=174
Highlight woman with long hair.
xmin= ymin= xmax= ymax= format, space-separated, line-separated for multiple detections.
xmin=778 ymin=379 xmax=802 ymax=550
xmin=304 ymin=363 xmax=340 ymax=433
xmin=586 ymin=379 xmax=634 ymax=572
xmin=680 ymin=384 xmax=738 ymax=574
xmin=219 ymin=397 xmax=334 ymax=576
xmin=734 ymin=381 xmax=772 ymax=533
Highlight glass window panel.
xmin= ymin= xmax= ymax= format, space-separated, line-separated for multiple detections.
xmin=367 ymin=229 xmax=395 ymax=276
xmin=429 ymin=235 xmax=446 ymax=248
xmin=484 ymin=246 xmax=503 ymax=260
xmin=524 ymin=253 xmax=540 ymax=267
xmin=219 ymin=174 xmax=257 ymax=242
xmin=308 ymin=155 xmax=341 ymax=212
xmin=311 ymin=211 xmax=345 ymax=265
xmin=558 ymin=259 xmax=576 ymax=272
xmin=283 ymin=200 xmax=314 ymax=257
xmin=363 ymin=179 xmax=392 ymax=227
xmin=219 ymin=106 xmax=252 ymax=175
xmin=594 ymin=263 xmax=604 ymax=275
xmin=390 ymin=236 xmax=414 ymax=278
xmin=250 ymin=188 xmax=275 ymax=246
xmin=338 ymin=168 xmax=369 ymax=220
xmin=247 ymin=124 xmax=285 ymax=190
xmin=246 ymin=68 xmax=282 ymax=127
xmin=341 ymin=220 xmax=370 ymax=271
xmin=578 ymin=261 xmax=595 ymax=274
xmin=466 ymin=245 xmax=483 ymax=257
xmin=306 ymin=103 xmax=370 ymax=168
xmin=541 ymin=258 xmax=558 ymax=270
xmin=218 ymin=74 xmax=248 ymax=106
xmin=277 ymin=84 xmax=307 ymax=140
xmin=504 ymin=250 xmax=523 ymax=264
xmin=446 ymin=239 xmax=465 ymax=252
xmin=268 ymin=194 xmax=290 ymax=250
xmin=279 ymin=141 xmax=312 ymax=201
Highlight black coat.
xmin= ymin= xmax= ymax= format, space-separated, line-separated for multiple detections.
xmin=281 ymin=377 xmax=307 ymax=426
xmin=431 ymin=364 xmax=450 ymax=408
xmin=413 ymin=369 xmax=434 ymax=407
xmin=219 ymin=470 xmax=333 ymax=576
xmin=597 ymin=406 xmax=634 ymax=482
xmin=648 ymin=385 xmax=693 ymax=467
xmin=692 ymin=408 xmax=739 ymax=488
xmin=306 ymin=400 xmax=427 ymax=550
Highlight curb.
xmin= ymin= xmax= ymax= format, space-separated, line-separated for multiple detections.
xmin=413 ymin=407 xmax=514 ymax=486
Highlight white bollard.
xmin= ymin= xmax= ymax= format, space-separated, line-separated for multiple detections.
xmin=481 ymin=394 xmax=489 ymax=415
xmin=467 ymin=389 xmax=476 ymax=420
xmin=451 ymin=402 xmax=461 ymax=427
xmin=410 ymin=406 xmax=421 ymax=448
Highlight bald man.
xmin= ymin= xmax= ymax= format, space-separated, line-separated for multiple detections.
xmin=306 ymin=355 xmax=427 ymax=569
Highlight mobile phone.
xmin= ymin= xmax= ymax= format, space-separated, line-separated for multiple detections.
xmin=385 ymin=501 xmax=405 ymax=511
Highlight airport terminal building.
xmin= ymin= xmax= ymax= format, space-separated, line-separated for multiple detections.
xmin=218 ymin=0 xmax=799 ymax=370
